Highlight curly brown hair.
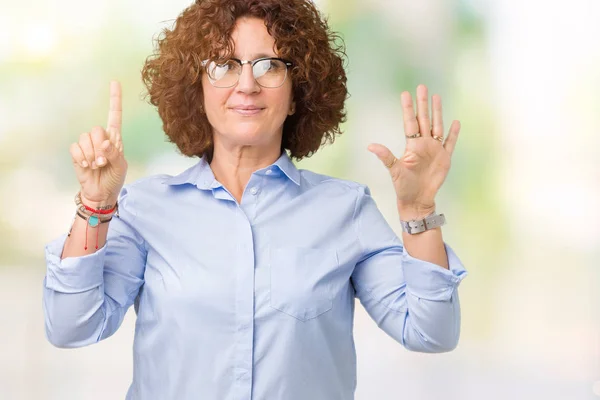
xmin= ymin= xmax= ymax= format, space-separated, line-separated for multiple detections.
xmin=141 ymin=0 xmax=348 ymax=162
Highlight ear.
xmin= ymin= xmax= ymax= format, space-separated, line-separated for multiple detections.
xmin=288 ymin=100 xmax=296 ymax=115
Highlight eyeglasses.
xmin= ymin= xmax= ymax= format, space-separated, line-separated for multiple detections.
xmin=202 ymin=57 xmax=293 ymax=88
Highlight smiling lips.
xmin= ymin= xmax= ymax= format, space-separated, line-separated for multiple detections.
xmin=231 ymin=105 xmax=265 ymax=116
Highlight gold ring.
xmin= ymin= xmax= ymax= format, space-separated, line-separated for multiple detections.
xmin=405 ymin=132 xmax=422 ymax=139
xmin=432 ymin=135 xmax=444 ymax=142
xmin=385 ymin=157 xmax=397 ymax=169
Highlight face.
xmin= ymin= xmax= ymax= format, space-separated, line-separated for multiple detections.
xmin=202 ymin=17 xmax=295 ymax=151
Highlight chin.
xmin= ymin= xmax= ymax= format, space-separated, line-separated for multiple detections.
xmin=224 ymin=126 xmax=270 ymax=145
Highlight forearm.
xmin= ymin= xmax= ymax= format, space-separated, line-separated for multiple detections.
xmin=402 ymin=290 xmax=461 ymax=352
xmin=44 ymin=233 xmax=125 ymax=347
xmin=62 ymin=217 xmax=110 ymax=259
xmin=401 ymin=228 xmax=447 ymax=269
xmin=62 ymin=196 xmax=117 ymax=259
xmin=43 ymin=284 xmax=116 ymax=348
xmin=398 ymin=204 xmax=449 ymax=269
xmin=356 ymin=278 xmax=461 ymax=353
xmin=45 ymin=247 xmax=110 ymax=347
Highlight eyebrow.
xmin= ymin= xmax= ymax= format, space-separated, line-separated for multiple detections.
xmin=232 ymin=53 xmax=277 ymax=60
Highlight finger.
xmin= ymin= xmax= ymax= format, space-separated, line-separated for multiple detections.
xmin=79 ymin=132 xmax=97 ymax=169
xmin=106 ymin=81 xmax=122 ymax=143
xmin=69 ymin=142 xmax=88 ymax=169
xmin=401 ymin=91 xmax=419 ymax=137
xmin=415 ymin=84 xmax=431 ymax=137
xmin=443 ymin=120 xmax=461 ymax=156
xmin=431 ymin=94 xmax=444 ymax=139
xmin=367 ymin=143 xmax=397 ymax=169
xmin=116 ymin=131 xmax=124 ymax=153
xmin=90 ymin=126 xmax=109 ymax=167
xmin=98 ymin=138 xmax=121 ymax=165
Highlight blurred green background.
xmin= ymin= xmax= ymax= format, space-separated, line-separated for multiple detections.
xmin=1 ymin=0 xmax=599 ymax=398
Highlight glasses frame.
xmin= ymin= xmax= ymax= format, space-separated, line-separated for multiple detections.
xmin=202 ymin=57 xmax=293 ymax=88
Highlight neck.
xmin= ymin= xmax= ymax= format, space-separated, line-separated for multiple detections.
xmin=209 ymin=139 xmax=282 ymax=202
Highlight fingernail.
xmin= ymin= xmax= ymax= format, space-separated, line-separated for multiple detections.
xmin=81 ymin=161 xmax=88 ymax=168
xmin=97 ymin=156 xmax=106 ymax=165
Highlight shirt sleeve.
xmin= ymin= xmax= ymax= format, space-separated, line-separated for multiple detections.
xmin=43 ymin=185 xmax=147 ymax=348
xmin=350 ymin=185 xmax=467 ymax=353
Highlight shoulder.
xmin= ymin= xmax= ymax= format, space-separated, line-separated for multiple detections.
xmin=298 ymin=169 xmax=370 ymax=198
xmin=114 ymin=173 xmax=180 ymax=218
xmin=117 ymin=173 xmax=177 ymax=203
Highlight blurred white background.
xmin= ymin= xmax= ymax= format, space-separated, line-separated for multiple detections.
xmin=0 ymin=0 xmax=598 ymax=399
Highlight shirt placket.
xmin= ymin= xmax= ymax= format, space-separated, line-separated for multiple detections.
xmin=232 ymin=179 xmax=261 ymax=399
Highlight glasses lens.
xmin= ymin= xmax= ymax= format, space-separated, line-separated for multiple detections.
xmin=206 ymin=60 xmax=240 ymax=88
xmin=254 ymin=59 xmax=288 ymax=88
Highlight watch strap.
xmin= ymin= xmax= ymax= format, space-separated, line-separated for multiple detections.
xmin=400 ymin=212 xmax=446 ymax=235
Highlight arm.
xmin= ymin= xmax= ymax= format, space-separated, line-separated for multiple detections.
xmin=43 ymin=186 xmax=147 ymax=348
xmin=398 ymin=204 xmax=448 ymax=269
xmin=350 ymin=185 xmax=467 ymax=353
xmin=60 ymin=192 xmax=119 ymax=259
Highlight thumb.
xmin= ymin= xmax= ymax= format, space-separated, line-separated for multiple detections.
xmin=367 ymin=143 xmax=396 ymax=167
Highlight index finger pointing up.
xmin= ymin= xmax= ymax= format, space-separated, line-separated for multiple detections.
xmin=106 ymin=81 xmax=122 ymax=143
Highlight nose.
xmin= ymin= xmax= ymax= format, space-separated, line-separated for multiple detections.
xmin=236 ymin=63 xmax=260 ymax=94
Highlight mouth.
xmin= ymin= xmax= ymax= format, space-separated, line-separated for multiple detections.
xmin=230 ymin=107 xmax=265 ymax=116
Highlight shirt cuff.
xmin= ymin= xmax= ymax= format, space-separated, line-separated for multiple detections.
xmin=45 ymin=233 xmax=107 ymax=293
xmin=402 ymin=242 xmax=467 ymax=301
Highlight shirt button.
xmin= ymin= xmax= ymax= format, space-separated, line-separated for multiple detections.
xmin=250 ymin=187 xmax=258 ymax=195
xmin=265 ymin=169 xmax=272 ymax=175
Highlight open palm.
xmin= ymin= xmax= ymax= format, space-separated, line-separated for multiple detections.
xmin=368 ymin=84 xmax=461 ymax=217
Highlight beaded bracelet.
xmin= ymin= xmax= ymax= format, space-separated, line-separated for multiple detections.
xmin=76 ymin=210 xmax=113 ymax=226
xmin=74 ymin=191 xmax=117 ymax=214
xmin=76 ymin=204 xmax=116 ymax=221
xmin=70 ymin=191 xmax=119 ymax=250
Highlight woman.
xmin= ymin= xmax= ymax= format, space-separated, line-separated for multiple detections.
xmin=43 ymin=0 xmax=467 ymax=399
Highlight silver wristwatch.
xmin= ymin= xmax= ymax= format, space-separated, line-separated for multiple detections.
xmin=400 ymin=212 xmax=446 ymax=235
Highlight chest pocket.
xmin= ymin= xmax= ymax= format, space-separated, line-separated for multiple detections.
xmin=268 ymin=246 xmax=338 ymax=321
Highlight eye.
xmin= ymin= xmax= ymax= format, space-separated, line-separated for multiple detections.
xmin=207 ymin=60 xmax=238 ymax=80
xmin=254 ymin=59 xmax=285 ymax=77
xmin=269 ymin=60 xmax=284 ymax=70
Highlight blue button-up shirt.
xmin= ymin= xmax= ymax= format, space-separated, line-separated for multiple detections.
xmin=43 ymin=150 xmax=467 ymax=400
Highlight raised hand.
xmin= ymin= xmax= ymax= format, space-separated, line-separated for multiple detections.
xmin=368 ymin=84 xmax=461 ymax=219
xmin=69 ymin=81 xmax=128 ymax=206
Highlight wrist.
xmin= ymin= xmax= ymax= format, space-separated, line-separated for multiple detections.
xmin=397 ymin=202 xmax=436 ymax=221
xmin=399 ymin=211 xmax=446 ymax=235
xmin=79 ymin=193 xmax=118 ymax=211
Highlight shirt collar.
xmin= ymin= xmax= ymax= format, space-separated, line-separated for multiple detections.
xmin=165 ymin=150 xmax=301 ymax=189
